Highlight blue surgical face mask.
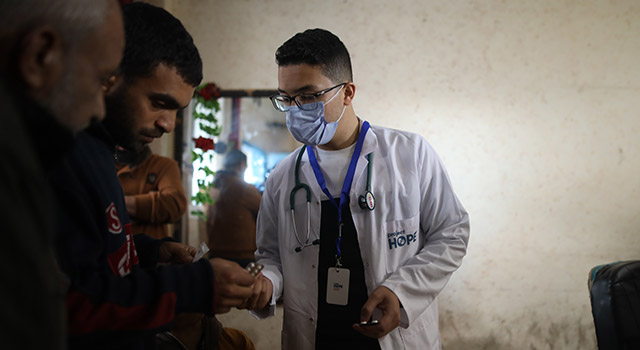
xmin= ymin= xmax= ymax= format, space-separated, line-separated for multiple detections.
xmin=286 ymin=86 xmax=346 ymax=146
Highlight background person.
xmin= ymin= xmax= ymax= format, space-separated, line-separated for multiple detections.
xmin=116 ymin=145 xmax=187 ymax=238
xmin=207 ymin=149 xmax=262 ymax=268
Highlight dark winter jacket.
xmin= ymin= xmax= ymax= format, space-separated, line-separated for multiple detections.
xmin=51 ymin=124 xmax=214 ymax=350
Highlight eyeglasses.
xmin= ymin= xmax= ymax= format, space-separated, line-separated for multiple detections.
xmin=270 ymin=83 xmax=347 ymax=112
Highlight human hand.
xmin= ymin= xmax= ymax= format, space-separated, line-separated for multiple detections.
xmin=209 ymin=258 xmax=256 ymax=314
xmin=238 ymin=273 xmax=273 ymax=310
xmin=158 ymin=241 xmax=197 ymax=264
xmin=352 ymin=286 xmax=401 ymax=338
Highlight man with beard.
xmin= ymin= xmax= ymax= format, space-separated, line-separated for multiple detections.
xmin=50 ymin=3 xmax=256 ymax=349
xmin=0 ymin=0 xmax=124 ymax=348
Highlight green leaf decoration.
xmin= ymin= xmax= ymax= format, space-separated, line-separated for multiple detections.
xmin=190 ymin=210 xmax=205 ymax=219
xmin=190 ymin=82 xmax=224 ymax=220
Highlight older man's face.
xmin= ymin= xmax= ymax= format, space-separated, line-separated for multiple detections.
xmin=46 ymin=1 xmax=125 ymax=133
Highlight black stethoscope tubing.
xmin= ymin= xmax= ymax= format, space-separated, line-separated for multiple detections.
xmin=290 ymin=146 xmax=374 ymax=253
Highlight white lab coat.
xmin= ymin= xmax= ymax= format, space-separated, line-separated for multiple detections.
xmin=253 ymin=122 xmax=469 ymax=350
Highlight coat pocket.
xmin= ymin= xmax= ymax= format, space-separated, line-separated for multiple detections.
xmin=383 ymin=214 xmax=421 ymax=274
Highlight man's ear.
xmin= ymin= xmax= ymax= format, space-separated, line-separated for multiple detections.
xmin=343 ymin=82 xmax=356 ymax=106
xmin=18 ymin=26 xmax=64 ymax=93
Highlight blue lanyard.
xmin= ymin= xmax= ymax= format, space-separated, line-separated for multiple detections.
xmin=306 ymin=121 xmax=370 ymax=259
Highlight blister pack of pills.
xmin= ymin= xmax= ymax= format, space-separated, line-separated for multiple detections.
xmin=246 ymin=262 xmax=264 ymax=276
xmin=192 ymin=242 xmax=210 ymax=262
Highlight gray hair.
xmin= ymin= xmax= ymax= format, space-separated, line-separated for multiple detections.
xmin=0 ymin=0 xmax=111 ymax=48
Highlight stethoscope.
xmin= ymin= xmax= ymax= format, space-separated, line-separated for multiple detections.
xmin=290 ymin=140 xmax=375 ymax=253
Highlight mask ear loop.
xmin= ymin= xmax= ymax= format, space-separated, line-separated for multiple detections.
xmin=325 ymin=84 xmax=345 ymax=105
xmin=333 ymin=105 xmax=347 ymax=124
xmin=324 ymin=85 xmax=347 ymax=124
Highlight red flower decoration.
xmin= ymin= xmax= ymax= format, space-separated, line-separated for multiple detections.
xmin=193 ymin=137 xmax=215 ymax=151
xmin=197 ymin=83 xmax=221 ymax=101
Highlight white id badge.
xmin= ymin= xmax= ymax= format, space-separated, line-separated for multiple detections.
xmin=326 ymin=268 xmax=350 ymax=305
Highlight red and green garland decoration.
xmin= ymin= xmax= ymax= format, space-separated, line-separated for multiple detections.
xmin=191 ymin=82 xmax=222 ymax=219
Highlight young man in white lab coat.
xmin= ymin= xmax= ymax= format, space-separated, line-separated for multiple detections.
xmin=243 ymin=28 xmax=470 ymax=350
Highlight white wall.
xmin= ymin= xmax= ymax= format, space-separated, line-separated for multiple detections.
xmin=162 ymin=1 xmax=640 ymax=348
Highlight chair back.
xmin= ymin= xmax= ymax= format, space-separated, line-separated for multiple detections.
xmin=588 ymin=260 xmax=640 ymax=350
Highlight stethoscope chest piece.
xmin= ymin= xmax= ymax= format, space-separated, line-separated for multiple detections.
xmin=359 ymin=190 xmax=375 ymax=210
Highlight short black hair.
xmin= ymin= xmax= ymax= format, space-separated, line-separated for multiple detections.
xmin=120 ymin=2 xmax=202 ymax=86
xmin=275 ymin=28 xmax=353 ymax=84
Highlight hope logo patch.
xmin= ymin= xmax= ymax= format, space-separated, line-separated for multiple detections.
xmin=387 ymin=229 xmax=417 ymax=250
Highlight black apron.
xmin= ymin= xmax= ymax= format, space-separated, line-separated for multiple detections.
xmin=315 ymin=198 xmax=381 ymax=350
